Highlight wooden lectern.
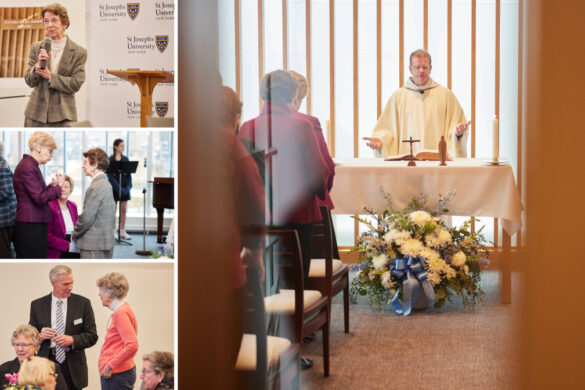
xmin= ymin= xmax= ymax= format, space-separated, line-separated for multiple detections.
xmin=107 ymin=70 xmax=174 ymax=127
xmin=151 ymin=177 xmax=174 ymax=243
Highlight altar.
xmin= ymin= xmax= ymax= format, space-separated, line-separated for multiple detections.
xmin=329 ymin=158 xmax=524 ymax=304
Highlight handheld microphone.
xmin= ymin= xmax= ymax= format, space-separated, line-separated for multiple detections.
xmin=40 ymin=38 xmax=51 ymax=70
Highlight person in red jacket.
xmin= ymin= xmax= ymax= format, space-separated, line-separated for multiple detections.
xmin=97 ymin=272 xmax=138 ymax=390
xmin=288 ymin=70 xmax=336 ymax=211
xmin=238 ymin=70 xmax=330 ymax=286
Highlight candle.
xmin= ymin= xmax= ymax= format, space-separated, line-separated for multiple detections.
xmin=492 ymin=116 xmax=499 ymax=162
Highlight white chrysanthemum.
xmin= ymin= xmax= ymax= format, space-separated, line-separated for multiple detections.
xmin=392 ymin=231 xmax=412 ymax=246
xmin=399 ymin=238 xmax=424 ymax=257
xmin=419 ymin=247 xmax=441 ymax=263
xmin=427 ymin=271 xmax=442 ymax=286
xmin=381 ymin=271 xmax=393 ymax=289
xmin=409 ymin=210 xmax=432 ymax=227
xmin=452 ymin=251 xmax=467 ymax=267
xmin=444 ymin=265 xmax=457 ymax=279
xmin=383 ymin=230 xmax=396 ymax=244
xmin=426 ymin=228 xmax=452 ymax=248
xmin=368 ymin=270 xmax=376 ymax=280
xmin=372 ymin=254 xmax=388 ymax=270
xmin=428 ymin=256 xmax=447 ymax=274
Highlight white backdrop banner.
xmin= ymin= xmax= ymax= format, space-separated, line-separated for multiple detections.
xmin=86 ymin=0 xmax=174 ymax=127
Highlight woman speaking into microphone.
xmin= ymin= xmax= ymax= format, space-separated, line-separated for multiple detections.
xmin=23 ymin=3 xmax=87 ymax=127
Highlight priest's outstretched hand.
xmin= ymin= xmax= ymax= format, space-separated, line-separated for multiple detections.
xmin=363 ymin=136 xmax=383 ymax=149
xmin=455 ymin=121 xmax=472 ymax=137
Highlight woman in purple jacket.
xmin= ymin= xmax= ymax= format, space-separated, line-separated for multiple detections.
xmin=47 ymin=174 xmax=79 ymax=258
xmin=12 ymin=131 xmax=64 ymax=258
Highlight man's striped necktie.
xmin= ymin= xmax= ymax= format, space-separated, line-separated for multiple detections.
xmin=55 ymin=300 xmax=66 ymax=364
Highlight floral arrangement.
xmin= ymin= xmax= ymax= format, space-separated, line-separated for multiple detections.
xmin=350 ymin=189 xmax=489 ymax=315
xmin=4 ymin=372 xmax=25 ymax=390
xmin=150 ymin=243 xmax=174 ymax=259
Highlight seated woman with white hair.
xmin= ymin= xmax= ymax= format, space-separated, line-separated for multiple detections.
xmin=0 ymin=325 xmax=67 ymax=390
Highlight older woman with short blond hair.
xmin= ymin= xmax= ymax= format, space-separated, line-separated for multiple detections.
xmin=97 ymin=272 xmax=138 ymax=390
xmin=13 ymin=131 xmax=64 ymax=258
xmin=0 ymin=325 xmax=67 ymax=390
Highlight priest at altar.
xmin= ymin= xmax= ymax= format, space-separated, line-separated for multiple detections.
xmin=363 ymin=49 xmax=471 ymax=158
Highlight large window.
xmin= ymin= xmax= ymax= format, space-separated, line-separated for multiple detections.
xmin=219 ymin=0 xmax=521 ymax=247
xmin=0 ymin=130 xmax=174 ymax=218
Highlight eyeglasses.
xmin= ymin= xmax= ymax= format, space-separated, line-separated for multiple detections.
xmin=141 ymin=369 xmax=156 ymax=375
xmin=49 ymin=372 xmax=59 ymax=378
xmin=13 ymin=343 xmax=33 ymax=348
xmin=44 ymin=17 xmax=61 ymax=25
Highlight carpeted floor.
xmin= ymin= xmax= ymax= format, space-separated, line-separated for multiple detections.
xmin=299 ymin=270 xmax=521 ymax=389
xmin=111 ymin=232 xmax=168 ymax=259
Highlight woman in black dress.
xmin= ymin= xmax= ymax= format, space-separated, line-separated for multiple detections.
xmin=107 ymin=139 xmax=132 ymax=240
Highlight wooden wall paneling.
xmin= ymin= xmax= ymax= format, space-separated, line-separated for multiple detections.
xmin=423 ymin=0 xmax=428 ymax=50
xmin=353 ymin=0 xmax=358 ymax=157
xmin=329 ymin=0 xmax=335 ymax=157
xmin=399 ymin=0 xmax=404 ymax=87
xmin=235 ymin=0 xmax=241 ymax=95
xmin=376 ymin=0 xmax=381 ymax=118
xmin=282 ymin=0 xmax=288 ymax=69
xmin=306 ymin=0 xmax=312 ymax=114
xmin=471 ymin=0 xmax=476 ymax=158
xmin=516 ymin=0 xmax=523 ymax=247
xmin=258 ymin=0 xmax=264 ymax=110
xmin=447 ymin=0 xmax=452 ymax=89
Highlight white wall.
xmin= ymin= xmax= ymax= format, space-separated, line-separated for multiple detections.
xmin=0 ymin=262 xmax=174 ymax=390
xmin=0 ymin=0 xmax=87 ymax=126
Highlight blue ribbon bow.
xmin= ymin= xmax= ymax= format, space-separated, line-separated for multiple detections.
xmin=390 ymin=256 xmax=436 ymax=316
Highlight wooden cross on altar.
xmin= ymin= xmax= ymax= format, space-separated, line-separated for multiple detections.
xmin=402 ymin=136 xmax=420 ymax=166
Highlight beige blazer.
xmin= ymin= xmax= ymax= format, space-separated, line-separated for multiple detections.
xmin=72 ymin=174 xmax=116 ymax=251
xmin=24 ymin=35 xmax=87 ymax=123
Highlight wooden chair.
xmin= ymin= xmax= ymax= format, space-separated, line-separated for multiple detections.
xmin=235 ymin=267 xmax=300 ymax=389
xmin=264 ymin=229 xmax=330 ymax=377
xmin=307 ymin=206 xmax=350 ymax=333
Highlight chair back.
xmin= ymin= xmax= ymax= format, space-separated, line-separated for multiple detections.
xmin=310 ymin=206 xmax=335 ymax=299
xmin=266 ymin=229 xmax=305 ymax=344
xmin=242 ymin=266 xmax=267 ymax=388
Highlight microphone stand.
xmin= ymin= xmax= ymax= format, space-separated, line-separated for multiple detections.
xmin=136 ymin=157 xmax=151 ymax=256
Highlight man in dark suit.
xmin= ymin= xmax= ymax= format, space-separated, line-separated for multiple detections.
xmin=30 ymin=265 xmax=98 ymax=390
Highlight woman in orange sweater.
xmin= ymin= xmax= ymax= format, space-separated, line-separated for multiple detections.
xmin=97 ymin=272 xmax=138 ymax=390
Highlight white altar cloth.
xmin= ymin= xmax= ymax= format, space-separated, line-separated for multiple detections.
xmin=330 ymin=158 xmax=523 ymax=235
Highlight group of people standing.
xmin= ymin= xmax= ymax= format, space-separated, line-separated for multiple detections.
xmin=0 ymin=265 xmax=174 ymax=390
xmin=220 ymin=69 xmax=336 ymax=370
xmin=0 ymin=131 xmax=133 ymax=259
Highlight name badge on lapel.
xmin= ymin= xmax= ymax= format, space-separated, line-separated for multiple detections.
xmin=74 ymin=318 xmax=83 ymax=325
